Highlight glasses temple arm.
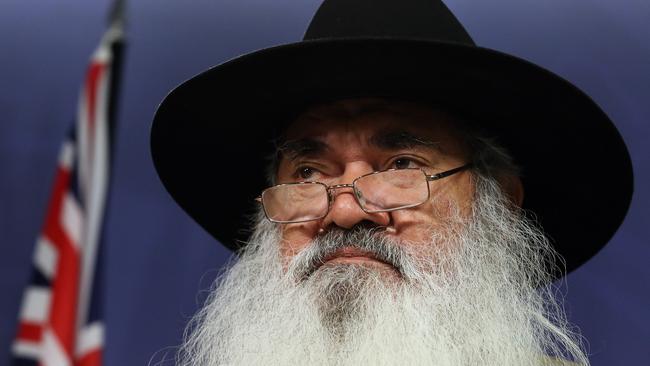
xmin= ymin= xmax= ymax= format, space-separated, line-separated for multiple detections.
xmin=426 ymin=163 xmax=473 ymax=181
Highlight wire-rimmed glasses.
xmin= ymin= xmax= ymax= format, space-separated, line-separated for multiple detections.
xmin=257 ymin=164 xmax=472 ymax=223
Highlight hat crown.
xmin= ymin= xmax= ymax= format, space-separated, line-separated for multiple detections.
xmin=304 ymin=0 xmax=475 ymax=45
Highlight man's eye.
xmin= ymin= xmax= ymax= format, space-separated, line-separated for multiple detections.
xmin=298 ymin=167 xmax=316 ymax=180
xmin=392 ymin=158 xmax=418 ymax=169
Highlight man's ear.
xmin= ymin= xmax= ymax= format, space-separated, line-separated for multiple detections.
xmin=499 ymin=174 xmax=524 ymax=207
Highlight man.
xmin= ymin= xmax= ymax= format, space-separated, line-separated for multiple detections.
xmin=150 ymin=0 xmax=633 ymax=365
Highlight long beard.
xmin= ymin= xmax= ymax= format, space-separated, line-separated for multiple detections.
xmin=176 ymin=176 xmax=589 ymax=366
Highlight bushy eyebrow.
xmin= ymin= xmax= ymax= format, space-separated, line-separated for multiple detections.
xmin=369 ymin=130 xmax=440 ymax=151
xmin=276 ymin=138 xmax=329 ymax=161
xmin=276 ymin=130 xmax=439 ymax=162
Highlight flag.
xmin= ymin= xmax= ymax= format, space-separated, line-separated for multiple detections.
xmin=12 ymin=2 xmax=125 ymax=365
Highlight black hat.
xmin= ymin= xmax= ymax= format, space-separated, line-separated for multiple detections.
xmin=151 ymin=0 xmax=633 ymax=277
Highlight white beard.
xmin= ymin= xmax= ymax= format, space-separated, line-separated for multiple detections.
xmin=176 ymin=176 xmax=589 ymax=366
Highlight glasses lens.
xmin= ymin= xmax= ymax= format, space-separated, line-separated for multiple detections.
xmin=355 ymin=169 xmax=429 ymax=212
xmin=261 ymin=183 xmax=328 ymax=223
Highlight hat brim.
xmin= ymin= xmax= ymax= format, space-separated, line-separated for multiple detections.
xmin=151 ymin=38 xmax=633 ymax=278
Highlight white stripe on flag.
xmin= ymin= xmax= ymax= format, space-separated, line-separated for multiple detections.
xmin=62 ymin=193 xmax=83 ymax=249
xmin=59 ymin=141 xmax=75 ymax=171
xmin=76 ymin=321 xmax=104 ymax=357
xmin=76 ymin=85 xmax=90 ymax=199
xmin=19 ymin=287 xmax=51 ymax=323
xmin=35 ymin=236 xmax=58 ymax=279
xmin=76 ymin=35 xmax=113 ymax=332
xmin=12 ymin=340 xmax=40 ymax=359
xmin=41 ymin=328 xmax=72 ymax=366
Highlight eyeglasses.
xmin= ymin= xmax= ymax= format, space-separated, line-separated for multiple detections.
xmin=257 ymin=164 xmax=472 ymax=223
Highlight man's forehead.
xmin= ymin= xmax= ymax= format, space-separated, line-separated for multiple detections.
xmin=277 ymin=129 xmax=442 ymax=163
xmin=283 ymin=98 xmax=465 ymax=143
xmin=278 ymin=98 xmax=465 ymax=158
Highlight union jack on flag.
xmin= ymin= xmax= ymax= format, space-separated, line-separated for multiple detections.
xmin=12 ymin=2 xmax=125 ymax=365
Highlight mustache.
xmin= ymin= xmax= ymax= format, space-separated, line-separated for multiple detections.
xmin=287 ymin=224 xmax=412 ymax=281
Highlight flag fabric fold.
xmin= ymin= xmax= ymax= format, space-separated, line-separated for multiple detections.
xmin=12 ymin=5 xmax=125 ymax=365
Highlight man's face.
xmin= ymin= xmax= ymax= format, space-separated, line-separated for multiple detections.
xmin=178 ymin=99 xmax=588 ymax=366
xmin=276 ymin=99 xmax=475 ymax=272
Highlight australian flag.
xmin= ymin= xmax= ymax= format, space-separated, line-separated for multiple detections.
xmin=11 ymin=2 xmax=125 ymax=365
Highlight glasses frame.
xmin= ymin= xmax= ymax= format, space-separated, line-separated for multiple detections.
xmin=257 ymin=163 xmax=472 ymax=224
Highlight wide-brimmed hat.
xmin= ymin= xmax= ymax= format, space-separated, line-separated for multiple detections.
xmin=151 ymin=0 xmax=633 ymax=277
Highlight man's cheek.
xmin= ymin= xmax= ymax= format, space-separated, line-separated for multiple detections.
xmin=280 ymin=222 xmax=320 ymax=260
xmin=391 ymin=200 xmax=443 ymax=228
xmin=390 ymin=200 xmax=462 ymax=242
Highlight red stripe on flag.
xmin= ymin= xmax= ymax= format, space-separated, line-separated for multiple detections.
xmin=77 ymin=348 xmax=102 ymax=366
xmin=41 ymin=165 xmax=81 ymax=358
xmin=17 ymin=322 xmax=42 ymax=342
xmin=85 ymin=63 xmax=105 ymax=137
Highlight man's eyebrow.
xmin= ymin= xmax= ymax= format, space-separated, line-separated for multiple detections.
xmin=276 ymin=138 xmax=329 ymax=161
xmin=369 ymin=130 xmax=440 ymax=151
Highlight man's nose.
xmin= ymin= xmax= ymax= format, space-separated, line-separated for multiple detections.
xmin=320 ymin=172 xmax=390 ymax=230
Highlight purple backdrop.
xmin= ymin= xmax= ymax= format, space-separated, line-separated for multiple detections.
xmin=1 ymin=0 xmax=648 ymax=365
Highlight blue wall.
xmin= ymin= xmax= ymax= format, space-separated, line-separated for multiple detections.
xmin=1 ymin=0 xmax=648 ymax=365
